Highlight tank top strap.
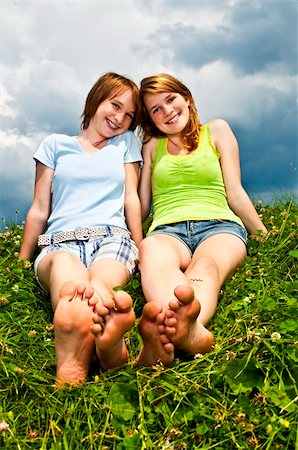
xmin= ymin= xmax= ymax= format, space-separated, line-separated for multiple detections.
xmin=199 ymin=123 xmax=220 ymax=158
xmin=151 ymin=137 xmax=167 ymax=169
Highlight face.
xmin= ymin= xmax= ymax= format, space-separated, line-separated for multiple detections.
xmin=91 ymin=89 xmax=135 ymax=138
xmin=144 ymin=92 xmax=190 ymax=136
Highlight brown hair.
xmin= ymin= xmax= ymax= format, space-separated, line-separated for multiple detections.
xmin=81 ymin=72 xmax=141 ymax=131
xmin=140 ymin=73 xmax=200 ymax=151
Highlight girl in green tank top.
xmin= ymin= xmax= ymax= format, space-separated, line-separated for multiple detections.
xmin=135 ymin=73 xmax=267 ymax=368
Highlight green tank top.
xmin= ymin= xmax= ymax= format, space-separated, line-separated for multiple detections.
xmin=148 ymin=123 xmax=244 ymax=234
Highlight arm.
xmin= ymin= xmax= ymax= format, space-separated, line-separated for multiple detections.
xmin=210 ymin=119 xmax=267 ymax=235
xmin=19 ymin=162 xmax=54 ymax=260
xmin=124 ymin=162 xmax=143 ymax=247
xmin=138 ymin=138 xmax=156 ymax=222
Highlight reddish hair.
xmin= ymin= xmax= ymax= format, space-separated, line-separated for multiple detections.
xmin=81 ymin=72 xmax=141 ymax=131
xmin=140 ymin=73 xmax=200 ymax=151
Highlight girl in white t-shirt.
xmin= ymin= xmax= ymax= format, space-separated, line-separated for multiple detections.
xmin=20 ymin=73 xmax=142 ymax=386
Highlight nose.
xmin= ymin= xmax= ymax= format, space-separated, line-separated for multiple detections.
xmin=115 ymin=112 xmax=125 ymax=125
xmin=163 ymin=104 xmax=173 ymax=117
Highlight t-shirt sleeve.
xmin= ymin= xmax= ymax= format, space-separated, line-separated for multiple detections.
xmin=123 ymin=131 xmax=143 ymax=166
xmin=33 ymin=134 xmax=57 ymax=169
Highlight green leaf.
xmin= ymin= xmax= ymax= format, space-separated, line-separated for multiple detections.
xmin=131 ymin=278 xmax=140 ymax=289
xmin=266 ymin=386 xmax=297 ymax=413
xmin=224 ymin=358 xmax=264 ymax=394
xmin=196 ymin=421 xmax=209 ymax=435
xmin=109 ymin=383 xmax=138 ymax=421
xmin=120 ymin=433 xmax=141 ymax=449
xmin=289 ymin=250 xmax=298 ymax=258
xmin=278 ymin=319 xmax=298 ymax=333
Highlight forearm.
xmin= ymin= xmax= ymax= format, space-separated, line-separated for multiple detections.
xmin=124 ymin=194 xmax=143 ymax=247
xmin=228 ymin=189 xmax=268 ymax=235
xmin=19 ymin=209 xmax=48 ymax=260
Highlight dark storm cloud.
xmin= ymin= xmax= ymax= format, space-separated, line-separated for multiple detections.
xmin=141 ymin=1 xmax=297 ymax=74
xmin=236 ymin=120 xmax=297 ymax=195
xmin=231 ymin=80 xmax=297 ymax=195
xmin=135 ymin=0 xmax=298 ymax=198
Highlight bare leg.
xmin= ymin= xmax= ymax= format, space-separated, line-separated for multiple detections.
xmin=89 ymin=259 xmax=137 ymax=369
xmin=54 ymin=282 xmax=95 ymax=386
xmin=164 ymin=234 xmax=247 ymax=354
xmin=136 ymin=235 xmax=190 ymax=365
xmin=90 ymin=290 xmax=135 ymax=371
xmin=37 ymin=252 xmax=94 ymax=385
xmin=135 ymin=302 xmax=174 ymax=366
xmin=139 ymin=233 xmax=246 ymax=357
xmin=37 ymin=253 xmax=134 ymax=383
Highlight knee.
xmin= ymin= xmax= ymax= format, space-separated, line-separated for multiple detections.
xmin=50 ymin=251 xmax=75 ymax=270
xmin=140 ymin=234 xmax=165 ymax=254
xmin=139 ymin=237 xmax=152 ymax=255
xmin=195 ymin=256 xmax=220 ymax=279
xmin=138 ymin=238 xmax=154 ymax=266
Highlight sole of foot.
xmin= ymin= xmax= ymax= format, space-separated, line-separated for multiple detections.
xmin=136 ymin=301 xmax=175 ymax=367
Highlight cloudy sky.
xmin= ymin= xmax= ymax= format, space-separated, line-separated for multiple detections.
xmin=1 ymin=0 xmax=297 ymax=226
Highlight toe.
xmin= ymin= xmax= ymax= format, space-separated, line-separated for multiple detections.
xmin=84 ymin=286 xmax=95 ymax=301
xmin=94 ymin=304 xmax=109 ymax=316
xmin=113 ymin=291 xmax=132 ymax=312
xmin=91 ymin=323 xmax=103 ymax=334
xmin=174 ymin=285 xmax=194 ymax=304
xmin=160 ymin=334 xmax=171 ymax=344
xmin=76 ymin=283 xmax=87 ymax=300
xmin=158 ymin=324 xmax=165 ymax=334
xmin=156 ymin=312 xmax=165 ymax=325
xmin=168 ymin=299 xmax=180 ymax=311
xmin=143 ymin=302 xmax=163 ymax=320
xmin=92 ymin=313 xmax=105 ymax=325
xmin=165 ymin=308 xmax=176 ymax=318
xmin=165 ymin=325 xmax=176 ymax=336
xmin=59 ymin=281 xmax=77 ymax=301
xmin=165 ymin=316 xmax=176 ymax=327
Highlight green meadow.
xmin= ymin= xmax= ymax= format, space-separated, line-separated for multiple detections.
xmin=0 ymin=199 xmax=297 ymax=449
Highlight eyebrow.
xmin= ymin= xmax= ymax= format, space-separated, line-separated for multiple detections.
xmin=111 ymin=98 xmax=135 ymax=115
xmin=149 ymin=93 xmax=173 ymax=113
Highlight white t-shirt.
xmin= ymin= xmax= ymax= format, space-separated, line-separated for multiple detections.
xmin=34 ymin=132 xmax=142 ymax=235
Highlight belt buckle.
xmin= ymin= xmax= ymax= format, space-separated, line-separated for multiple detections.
xmin=74 ymin=227 xmax=90 ymax=241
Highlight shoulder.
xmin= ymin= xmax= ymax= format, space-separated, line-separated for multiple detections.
xmin=207 ymin=119 xmax=239 ymax=160
xmin=208 ymin=119 xmax=232 ymax=135
xmin=40 ymin=133 xmax=73 ymax=148
xmin=142 ymin=136 xmax=158 ymax=158
xmin=35 ymin=134 xmax=72 ymax=165
xmin=112 ymin=130 xmax=139 ymax=145
xmin=208 ymin=119 xmax=236 ymax=147
xmin=43 ymin=133 xmax=71 ymax=142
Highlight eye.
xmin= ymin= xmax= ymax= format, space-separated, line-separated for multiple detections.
xmin=112 ymin=102 xmax=120 ymax=110
xmin=168 ymin=96 xmax=176 ymax=104
xmin=152 ymin=106 xmax=161 ymax=114
xmin=126 ymin=112 xmax=134 ymax=120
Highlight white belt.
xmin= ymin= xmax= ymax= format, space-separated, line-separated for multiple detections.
xmin=37 ymin=226 xmax=130 ymax=247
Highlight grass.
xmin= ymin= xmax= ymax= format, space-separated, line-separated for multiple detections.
xmin=0 ymin=199 xmax=297 ymax=449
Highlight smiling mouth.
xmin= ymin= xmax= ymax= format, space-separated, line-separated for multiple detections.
xmin=106 ymin=118 xmax=119 ymax=130
xmin=166 ymin=114 xmax=179 ymax=125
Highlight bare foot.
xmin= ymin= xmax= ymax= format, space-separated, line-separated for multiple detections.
xmin=135 ymin=302 xmax=175 ymax=366
xmin=54 ymin=282 xmax=95 ymax=387
xmin=164 ymin=285 xmax=215 ymax=355
xmin=90 ymin=290 xmax=135 ymax=371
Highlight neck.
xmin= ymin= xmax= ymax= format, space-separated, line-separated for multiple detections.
xmin=167 ymin=135 xmax=185 ymax=149
xmin=80 ymin=129 xmax=107 ymax=149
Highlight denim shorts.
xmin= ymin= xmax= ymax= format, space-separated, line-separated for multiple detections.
xmin=34 ymin=233 xmax=139 ymax=285
xmin=149 ymin=220 xmax=247 ymax=255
